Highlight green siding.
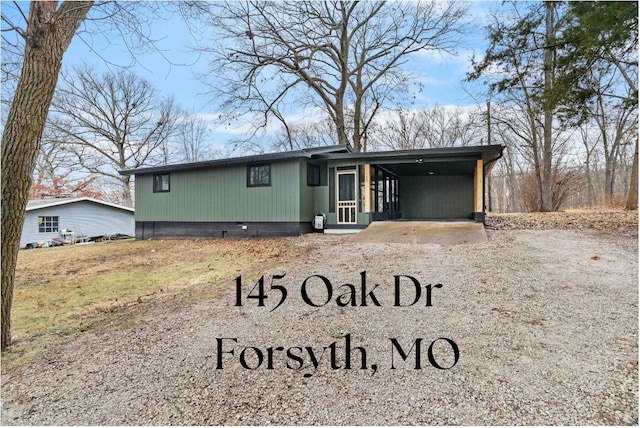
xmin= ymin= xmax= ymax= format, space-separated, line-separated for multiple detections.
xmin=300 ymin=161 xmax=331 ymax=221
xmin=357 ymin=212 xmax=370 ymax=224
xmin=313 ymin=185 xmax=329 ymax=217
xmin=135 ymin=159 xmax=303 ymax=222
xmin=400 ymin=175 xmax=474 ymax=219
xmin=299 ymin=161 xmax=315 ymax=221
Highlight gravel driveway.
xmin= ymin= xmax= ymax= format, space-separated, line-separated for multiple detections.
xmin=1 ymin=229 xmax=637 ymax=425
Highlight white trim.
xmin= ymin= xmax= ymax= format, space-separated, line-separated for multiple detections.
xmin=324 ymin=228 xmax=361 ymax=234
xmin=336 ymin=170 xmax=357 ymax=224
xmin=26 ymin=197 xmax=134 ymax=213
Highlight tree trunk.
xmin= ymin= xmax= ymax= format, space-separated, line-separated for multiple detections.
xmin=540 ymin=1 xmax=555 ymax=212
xmin=352 ymin=102 xmax=362 ymax=153
xmin=121 ymin=176 xmax=133 ymax=207
xmin=334 ymin=98 xmax=350 ymax=149
xmin=1 ymin=1 xmax=92 ymax=351
xmin=604 ymin=163 xmax=615 ymax=203
xmin=585 ymin=156 xmax=595 ymax=207
xmin=505 ymin=143 xmax=519 ymax=212
xmin=626 ymin=138 xmax=638 ymax=210
xmin=336 ymin=6 xmax=352 ymax=151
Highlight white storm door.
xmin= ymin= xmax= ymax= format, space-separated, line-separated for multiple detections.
xmin=337 ymin=171 xmax=357 ymax=224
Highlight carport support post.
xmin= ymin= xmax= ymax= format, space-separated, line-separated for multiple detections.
xmin=363 ymin=164 xmax=371 ymax=213
xmin=473 ymin=159 xmax=484 ymax=222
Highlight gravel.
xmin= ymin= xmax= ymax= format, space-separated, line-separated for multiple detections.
xmin=2 ymin=229 xmax=638 ymax=425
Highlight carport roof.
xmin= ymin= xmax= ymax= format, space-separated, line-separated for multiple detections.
xmin=318 ymin=144 xmax=504 ymax=175
xmin=120 ymin=144 xmax=503 ymax=176
xmin=317 ymin=144 xmax=503 ymax=162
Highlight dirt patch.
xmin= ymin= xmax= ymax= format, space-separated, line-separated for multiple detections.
xmin=348 ymin=221 xmax=487 ymax=244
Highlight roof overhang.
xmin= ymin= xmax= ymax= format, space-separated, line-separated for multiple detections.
xmin=120 ymin=144 xmax=352 ymax=176
xmin=119 ymin=144 xmax=504 ymax=177
xmin=26 ymin=197 xmax=134 ymax=212
xmin=318 ymin=145 xmax=504 ymax=176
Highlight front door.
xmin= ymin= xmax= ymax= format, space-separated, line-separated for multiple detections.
xmin=337 ymin=171 xmax=357 ymax=224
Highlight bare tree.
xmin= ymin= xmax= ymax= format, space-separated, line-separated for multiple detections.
xmin=268 ymin=118 xmax=338 ymax=153
xmin=30 ymin=129 xmax=102 ymax=199
xmin=46 ymin=65 xmax=180 ymax=206
xmin=487 ymin=139 xmax=522 ymax=213
xmin=184 ymin=0 xmax=467 ymax=152
xmin=486 ymin=98 xmax=579 ymax=212
xmin=1 ymin=1 xmax=175 ymax=349
xmin=371 ymin=107 xmax=430 ymax=151
xmin=469 ymin=2 xmax=571 ymax=212
xmin=1 ymin=1 xmax=93 ymax=350
xmin=172 ymin=111 xmax=218 ymax=163
xmin=370 ymin=105 xmax=483 ymax=151
xmin=2 ymin=2 xmax=173 ymax=123
xmin=0 ymin=2 xmax=27 ymax=124
xmin=577 ymin=121 xmax=601 ymax=207
xmin=585 ymin=68 xmax=638 ymax=204
xmin=418 ymin=105 xmax=483 ymax=148
xmin=626 ymin=138 xmax=638 ymax=210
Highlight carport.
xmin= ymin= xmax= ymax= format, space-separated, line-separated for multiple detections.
xmin=371 ymin=157 xmax=478 ymax=220
xmin=321 ymin=145 xmax=504 ymax=226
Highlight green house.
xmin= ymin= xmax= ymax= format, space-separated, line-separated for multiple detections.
xmin=120 ymin=144 xmax=503 ymax=239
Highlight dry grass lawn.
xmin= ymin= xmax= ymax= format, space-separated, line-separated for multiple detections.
xmin=6 ymin=237 xmax=300 ymax=369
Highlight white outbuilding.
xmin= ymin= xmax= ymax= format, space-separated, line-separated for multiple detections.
xmin=21 ymin=197 xmax=135 ymax=248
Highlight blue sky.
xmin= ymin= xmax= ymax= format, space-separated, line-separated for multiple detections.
xmin=4 ymin=1 xmax=501 ymax=152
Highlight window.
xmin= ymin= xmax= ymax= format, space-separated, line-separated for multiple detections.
xmin=307 ymin=163 xmax=321 ymax=186
xmin=369 ymin=165 xmax=399 ymax=215
xmin=247 ymin=164 xmax=271 ymax=187
xmin=38 ymin=216 xmax=59 ymax=233
xmin=153 ymin=173 xmax=170 ymax=192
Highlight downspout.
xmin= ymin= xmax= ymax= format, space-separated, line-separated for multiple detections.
xmin=482 ymin=146 xmax=505 ymax=226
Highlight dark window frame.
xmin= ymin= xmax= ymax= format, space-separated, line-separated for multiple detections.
xmin=153 ymin=173 xmax=171 ymax=193
xmin=38 ymin=216 xmax=59 ymax=233
xmin=307 ymin=163 xmax=321 ymax=186
xmin=329 ymin=167 xmax=335 ymax=212
xmin=247 ymin=164 xmax=271 ymax=187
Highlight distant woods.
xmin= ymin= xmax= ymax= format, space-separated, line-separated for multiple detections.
xmin=13 ymin=1 xmax=640 ymax=212
xmin=468 ymin=2 xmax=637 ymax=211
xmin=33 ymin=65 xmax=215 ymax=206
xmin=181 ymin=0 xmax=637 ymax=213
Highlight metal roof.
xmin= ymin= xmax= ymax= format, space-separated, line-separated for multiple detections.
xmin=320 ymin=145 xmax=504 ymax=176
xmin=119 ymin=144 xmax=504 ymax=176
xmin=317 ymin=144 xmax=504 ymax=163
xmin=119 ymin=144 xmax=352 ymax=175
xmin=26 ymin=197 xmax=135 ymax=212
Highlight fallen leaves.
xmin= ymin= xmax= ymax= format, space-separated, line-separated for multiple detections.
xmin=486 ymin=209 xmax=638 ymax=237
